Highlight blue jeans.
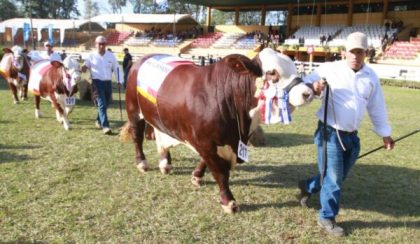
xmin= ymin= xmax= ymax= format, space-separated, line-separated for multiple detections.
xmin=305 ymin=121 xmax=360 ymax=220
xmin=92 ymin=79 xmax=112 ymax=128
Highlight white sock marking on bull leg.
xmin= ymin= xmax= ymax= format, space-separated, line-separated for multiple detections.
xmin=221 ymin=201 xmax=238 ymax=214
xmin=137 ymin=160 xmax=150 ymax=173
xmin=191 ymin=172 xmax=203 ymax=187
xmin=159 ymin=158 xmax=173 ymax=174
xmin=56 ymin=110 xmax=62 ymax=122
xmin=62 ymin=117 xmax=71 ymax=130
xmin=35 ymin=109 xmax=42 ymax=118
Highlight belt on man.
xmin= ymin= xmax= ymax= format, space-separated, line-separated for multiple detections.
xmin=319 ymin=121 xmax=357 ymax=135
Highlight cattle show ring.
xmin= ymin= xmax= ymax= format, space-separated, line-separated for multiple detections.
xmin=1 ymin=0 xmax=420 ymax=242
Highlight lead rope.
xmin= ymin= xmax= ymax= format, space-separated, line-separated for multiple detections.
xmin=330 ymin=88 xmax=346 ymax=151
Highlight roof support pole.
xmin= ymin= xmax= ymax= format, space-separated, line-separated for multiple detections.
xmin=382 ymin=0 xmax=389 ymax=24
xmin=235 ymin=7 xmax=240 ymax=25
xmin=347 ymin=0 xmax=353 ymax=26
xmin=316 ymin=2 xmax=321 ymax=26
xmin=287 ymin=3 xmax=293 ymax=36
xmin=206 ymin=7 xmax=212 ymax=27
xmin=261 ymin=6 xmax=266 ymax=26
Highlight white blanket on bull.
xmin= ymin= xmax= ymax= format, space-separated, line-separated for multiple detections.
xmin=136 ymin=54 xmax=193 ymax=104
xmin=28 ymin=60 xmax=70 ymax=96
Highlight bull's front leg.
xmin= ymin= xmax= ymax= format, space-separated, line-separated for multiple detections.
xmin=34 ymin=95 xmax=42 ymax=118
xmin=191 ymin=158 xmax=207 ymax=187
xmin=205 ymin=155 xmax=238 ymax=214
xmin=50 ymin=93 xmax=70 ymax=130
xmin=129 ymin=119 xmax=149 ymax=172
xmin=22 ymin=83 xmax=28 ymax=100
xmin=7 ymin=80 xmax=19 ymax=104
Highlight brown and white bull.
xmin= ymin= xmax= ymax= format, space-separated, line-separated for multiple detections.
xmin=28 ymin=55 xmax=81 ymax=130
xmin=121 ymin=48 xmax=314 ymax=213
xmin=0 ymin=46 xmax=30 ymax=104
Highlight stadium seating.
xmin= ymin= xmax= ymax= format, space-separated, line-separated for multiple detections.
xmin=234 ymin=35 xmax=259 ymax=49
xmin=106 ymin=31 xmax=132 ymax=45
xmin=125 ymin=36 xmax=152 ymax=46
xmin=285 ymin=25 xmax=343 ymax=46
xmin=285 ymin=24 xmax=398 ymax=49
xmin=212 ymin=33 xmax=244 ymax=48
xmin=383 ymin=41 xmax=420 ymax=60
xmin=190 ymin=32 xmax=223 ymax=48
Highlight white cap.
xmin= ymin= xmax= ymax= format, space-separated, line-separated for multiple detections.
xmin=50 ymin=52 xmax=62 ymax=64
xmin=44 ymin=41 xmax=52 ymax=47
xmin=95 ymin=35 xmax=107 ymax=43
xmin=345 ymin=32 xmax=368 ymax=51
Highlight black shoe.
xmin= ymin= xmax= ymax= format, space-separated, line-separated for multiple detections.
xmin=317 ymin=218 xmax=345 ymax=237
xmin=298 ymin=180 xmax=311 ymax=208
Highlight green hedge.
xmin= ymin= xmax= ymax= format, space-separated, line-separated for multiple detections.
xmin=380 ymin=78 xmax=420 ymax=89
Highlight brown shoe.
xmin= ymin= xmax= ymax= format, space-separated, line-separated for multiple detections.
xmin=317 ymin=219 xmax=345 ymax=237
xmin=298 ymin=180 xmax=311 ymax=208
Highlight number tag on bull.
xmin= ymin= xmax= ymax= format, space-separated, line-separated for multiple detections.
xmin=65 ymin=97 xmax=76 ymax=106
xmin=237 ymin=140 xmax=249 ymax=162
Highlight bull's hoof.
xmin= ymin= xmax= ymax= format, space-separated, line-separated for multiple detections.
xmin=35 ymin=110 xmax=42 ymax=118
xmin=221 ymin=201 xmax=239 ymax=214
xmin=136 ymin=160 xmax=149 ymax=173
xmin=159 ymin=164 xmax=173 ymax=174
xmin=191 ymin=175 xmax=203 ymax=187
xmin=63 ymin=123 xmax=71 ymax=131
xmin=158 ymin=159 xmax=173 ymax=174
xmin=13 ymin=100 xmax=19 ymax=104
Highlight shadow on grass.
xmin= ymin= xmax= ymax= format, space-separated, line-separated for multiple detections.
xmin=0 ymin=144 xmax=40 ymax=164
xmin=263 ymin=132 xmax=313 ymax=147
xmin=344 ymin=220 xmax=420 ymax=234
xmin=235 ymin=163 xmax=420 ymax=218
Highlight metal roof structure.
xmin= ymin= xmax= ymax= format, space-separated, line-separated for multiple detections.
xmin=90 ymin=14 xmax=198 ymax=25
xmin=181 ymin=0 xmax=344 ymax=8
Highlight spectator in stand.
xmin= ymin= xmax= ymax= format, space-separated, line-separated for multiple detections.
xmin=61 ymin=50 xmax=67 ymax=60
xmin=327 ymin=35 xmax=332 ymax=44
xmin=208 ymin=55 xmax=214 ymax=64
xmin=122 ymin=48 xmax=133 ymax=89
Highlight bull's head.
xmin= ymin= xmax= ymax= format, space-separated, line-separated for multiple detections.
xmin=62 ymin=56 xmax=81 ymax=95
xmin=11 ymin=45 xmax=24 ymax=72
xmin=258 ymin=48 xmax=314 ymax=107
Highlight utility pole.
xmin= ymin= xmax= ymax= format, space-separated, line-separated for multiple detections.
xmin=29 ymin=0 xmax=36 ymax=50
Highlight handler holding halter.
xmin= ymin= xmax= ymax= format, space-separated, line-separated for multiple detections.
xmin=298 ymin=32 xmax=395 ymax=237
xmin=81 ymin=35 xmax=122 ymax=135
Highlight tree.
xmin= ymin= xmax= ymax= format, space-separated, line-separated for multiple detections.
xmin=84 ymin=0 xmax=100 ymax=19
xmin=108 ymin=0 xmax=127 ymax=14
xmin=0 ymin=0 xmax=19 ymax=20
xmin=129 ymin=0 xmax=156 ymax=14
xmin=16 ymin=0 xmax=80 ymax=19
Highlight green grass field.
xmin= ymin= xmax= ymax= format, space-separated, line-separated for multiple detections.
xmin=0 ymin=79 xmax=419 ymax=242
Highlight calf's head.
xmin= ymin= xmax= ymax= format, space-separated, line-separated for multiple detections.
xmin=258 ymin=48 xmax=314 ymax=107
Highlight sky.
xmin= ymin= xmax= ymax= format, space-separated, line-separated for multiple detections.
xmin=77 ymin=0 xmax=166 ymax=19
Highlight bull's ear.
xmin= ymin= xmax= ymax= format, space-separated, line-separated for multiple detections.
xmin=225 ymin=57 xmax=252 ymax=75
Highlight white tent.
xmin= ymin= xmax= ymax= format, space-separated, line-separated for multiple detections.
xmin=0 ymin=18 xmax=100 ymax=44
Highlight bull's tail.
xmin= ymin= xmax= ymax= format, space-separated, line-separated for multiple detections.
xmin=119 ymin=122 xmax=132 ymax=142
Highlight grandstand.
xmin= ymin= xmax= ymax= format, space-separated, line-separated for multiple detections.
xmin=0 ymin=1 xmax=419 ymax=78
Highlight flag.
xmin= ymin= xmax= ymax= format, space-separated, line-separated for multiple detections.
xmin=48 ymin=24 xmax=53 ymax=45
xmin=23 ymin=23 xmax=30 ymax=42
